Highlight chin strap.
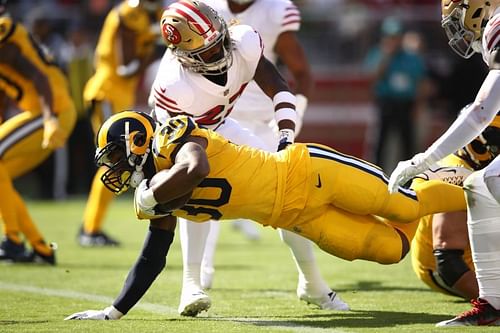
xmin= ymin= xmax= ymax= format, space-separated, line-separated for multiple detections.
xmin=124 ymin=121 xmax=150 ymax=188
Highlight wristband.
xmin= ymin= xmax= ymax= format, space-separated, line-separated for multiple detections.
xmin=273 ymin=91 xmax=296 ymax=106
xmin=274 ymin=107 xmax=297 ymax=123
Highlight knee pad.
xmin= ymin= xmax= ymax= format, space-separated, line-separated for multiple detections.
xmin=433 ymin=248 xmax=470 ymax=288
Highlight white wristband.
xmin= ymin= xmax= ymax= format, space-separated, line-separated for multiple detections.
xmin=139 ymin=187 xmax=158 ymax=209
xmin=273 ymin=91 xmax=296 ymax=106
xmin=274 ymin=107 xmax=297 ymax=123
xmin=104 ymin=306 xmax=123 ymax=320
xmin=279 ymin=128 xmax=295 ymax=143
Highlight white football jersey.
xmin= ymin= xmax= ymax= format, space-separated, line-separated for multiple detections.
xmin=202 ymin=0 xmax=301 ymax=123
xmin=481 ymin=7 xmax=500 ymax=68
xmin=150 ymin=24 xmax=262 ymax=129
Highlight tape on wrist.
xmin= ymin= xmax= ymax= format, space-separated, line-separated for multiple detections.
xmin=273 ymin=91 xmax=296 ymax=107
xmin=140 ymin=187 xmax=158 ymax=209
xmin=274 ymin=107 xmax=297 ymax=123
xmin=279 ymin=128 xmax=295 ymax=143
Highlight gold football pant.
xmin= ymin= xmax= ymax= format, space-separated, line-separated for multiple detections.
xmin=287 ymin=144 xmax=467 ymax=264
xmin=0 ymin=106 xmax=75 ymax=255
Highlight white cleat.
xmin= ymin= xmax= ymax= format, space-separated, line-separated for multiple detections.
xmin=178 ymin=289 xmax=211 ymax=317
xmin=200 ymin=266 xmax=215 ymax=290
xmin=414 ymin=166 xmax=472 ymax=186
xmin=297 ymin=288 xmax=350 ymax=311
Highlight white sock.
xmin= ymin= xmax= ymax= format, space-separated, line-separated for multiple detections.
xmin=202 ymin=221 xmax=220 ymax=271
xmin=278 ymin=229 xmax=330 ymax=295
xmin=465 ymin=170 xmax=500 ymax=310
xmin=180 ymin=219 xmax=210 ymax=290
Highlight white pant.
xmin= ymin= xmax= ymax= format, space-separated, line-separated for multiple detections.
xmin=464 ymin=155 xmax=500 ymax=309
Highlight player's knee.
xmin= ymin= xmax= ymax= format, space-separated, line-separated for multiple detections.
xmin=433 ymin=248 xmax=470 ymax=288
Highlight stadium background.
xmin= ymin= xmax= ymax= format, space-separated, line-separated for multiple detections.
xmin=4 ymin=0 xmax=488 ymax=199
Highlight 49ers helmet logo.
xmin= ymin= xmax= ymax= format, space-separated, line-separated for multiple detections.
xmin=162 ymin=23 xmax=181 ymax=44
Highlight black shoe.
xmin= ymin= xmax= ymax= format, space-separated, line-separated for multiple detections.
xmin=78 ymin=227 xmax=120 ymax=247
xmin=17 ymin=243 xmax=57 ymax=265
xmin=0 ymin=237 xmax=28 ymax=261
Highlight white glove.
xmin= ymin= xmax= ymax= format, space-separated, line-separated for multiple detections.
xmin=64 ymin=306 xmax=123 ymax=320
xmin=134 ymin=179 xmax=170 ymax=220
xmin=388 ymin=153 xmax=434 ymax=194
xmin=295 ymin=94 xmax=308 ymax=135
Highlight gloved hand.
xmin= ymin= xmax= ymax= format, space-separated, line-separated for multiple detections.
xmin=64 ymin=306 xmax=123 ymax=320
xmin=42 ymin=116 xmax=66 ymax=149
xmin=277 ymin=128 xmax=295 ymax=151
xmin=134 ymin=179 xmax=170 ymax=220
xmin=388 ymin=153 xmax=434 ymax=194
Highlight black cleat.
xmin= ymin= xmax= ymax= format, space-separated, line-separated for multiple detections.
xmin=78 ymin=227 xmax=120 ymax=247
xmin=18 ymin=243 xmax=57 ymax=265
xmin=0 ymin=237 xmax=28 ymax=261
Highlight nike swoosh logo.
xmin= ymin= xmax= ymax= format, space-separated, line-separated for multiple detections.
xmin=160 ymin=86 xmax=166 ymax=93
xmin=315 ymin=174 xmax=322 ymax=188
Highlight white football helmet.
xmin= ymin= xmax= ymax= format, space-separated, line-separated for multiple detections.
xmin=441 ymin=0 xmax=497 ymax=58
xmin=160 ymin=0 xmax=233 ymax=75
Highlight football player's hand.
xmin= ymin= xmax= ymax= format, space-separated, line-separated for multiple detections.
xmin=277 ymin=128 xmax=295 ymax=151
xmin=42 ymin=116 xmax=66 ymax=149
xmin=388 ymin=153 xmax=432 ymax=194
xmin=134 ymin=179 xmax=170 ymax=220
xmin=64 ymin=306 xmax=123 ymax=320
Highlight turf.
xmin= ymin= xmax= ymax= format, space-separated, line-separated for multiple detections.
xmin=0 ymin=198 xmax=498 ymax=332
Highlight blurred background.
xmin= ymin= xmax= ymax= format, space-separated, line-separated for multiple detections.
xmin=5 ymin=0 xmax=489 ymax=199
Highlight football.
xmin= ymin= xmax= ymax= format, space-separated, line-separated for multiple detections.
xmin=149 ymin=169 xmax=193 ymax=212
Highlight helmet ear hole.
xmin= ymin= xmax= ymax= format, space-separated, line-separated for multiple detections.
xmin=133 ymin=132 xmax=146 ymax=147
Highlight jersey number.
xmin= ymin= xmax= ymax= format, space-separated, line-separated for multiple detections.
xmin=178 ymin=178 xmax=232 ymax=220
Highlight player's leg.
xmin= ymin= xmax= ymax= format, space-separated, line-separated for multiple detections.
xmin=437 ymin=167 xmax=500 ymax=326
xmin=178 ymin=218 xmax=211 ymax=316
xmin=279 ymin=229 xmax=349 ymax=310
xmin=306 ymin=143 xmax=466 ymax=222
xmin=200 ymin=221 xmax=220 ymax=289
xmin=79 ymin=100 xmax=119 ymax=246
xmin=0 ymin=112 xmax=54 ymax=262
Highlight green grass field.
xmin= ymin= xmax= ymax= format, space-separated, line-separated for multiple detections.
xmin=1 ymin=198 xmax=498 ymax=333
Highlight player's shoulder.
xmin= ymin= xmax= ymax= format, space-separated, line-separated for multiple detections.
xmin=152 ymin=116 xmax=203 ymax=159
xmin=117 ymin=1 xmax=150 ymax=30
xmin=483 ymin=10 xmax=500 ymax=55
xmin=0 ymin=16 xmax=16 ymax=43
xmin=230 ymin=24 xmax=262 ymax=61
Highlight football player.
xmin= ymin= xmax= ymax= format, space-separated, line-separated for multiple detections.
xmin=65 ymin=111 xmax=466 ymax=320
xmin=78 ymin=0 xmax=163 ymax=247
xmin=184 ymin=0 xmax=339 ymax=312
xmin=148 ymin=0 xmax=346 ymax=316
xmin=388 ymin=0 xmax=500 ymax=326
xmin=0 ymin=0 xmax=77 ymax=264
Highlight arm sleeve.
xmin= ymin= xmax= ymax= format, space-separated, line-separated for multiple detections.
xmin=423 ymin=70 xmax=500 ymax=164
xmin=113 ymin=227 xmax=174 ymax=314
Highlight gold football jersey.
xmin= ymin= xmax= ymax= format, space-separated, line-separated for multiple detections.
xmin=0 ymin=16 xmax=71 ymax=114
xmin=152 ymin=116 xmax=293 ymax=225
xmin=84 ymin=1 xmax=160 ymax=108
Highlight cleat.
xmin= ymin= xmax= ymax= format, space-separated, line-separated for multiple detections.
xmin=178 ymin=289 xmax=211 ymax=317
xmin=414 ymin=166 xmax=472 ymax=186
xmin=436 ymin=298 xmax=500 ymax=327
xmin=19 ymin=243 xmax=57 ymax=265
xmin=200 ymin=266 xmax=215 ymax=290
xmin=297 ymin=287 xmax=350 ymax=311
xmin=78 ymin=226 xmax=120 ymax=247
xmin=0 ymin=237 xmax=28 ymax=261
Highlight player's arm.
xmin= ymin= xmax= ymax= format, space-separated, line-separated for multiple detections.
xmin=134 ymin=137 xmax=210 ymax=219
xmin=253 ymin=55 xmax=297 ymax=150
xmin=0 ymin=42 xmax=53 ymax=114
xmin=65 ymin=216 xmax=177 ymax=320
xmin=274 ymin=31 xmax=312 ymax=133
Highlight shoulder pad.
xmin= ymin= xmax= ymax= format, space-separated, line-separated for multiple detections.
xmin=0 ymin=16 xmax=15 ymax=44
xmin=152 ymin=116 xmax=198 ymax=162
xmin=230 ymin=25 xmax=263 ymax=63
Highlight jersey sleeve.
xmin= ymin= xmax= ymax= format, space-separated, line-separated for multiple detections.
xmin=484 ymin=13 xmax=500 ymax=68
xmin=0 ymin=16 xmax=15 ymax=44
xmin=231 ymin=25 xmax=263 ymax=72
xmin=271 ymin=0 xmax=301 ymax=35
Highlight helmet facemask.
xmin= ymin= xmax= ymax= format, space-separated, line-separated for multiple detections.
xmin=95 ymin=114 xmax=154 ymax=194
xmin=442 ymin=6 xmax=477 ymax=58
